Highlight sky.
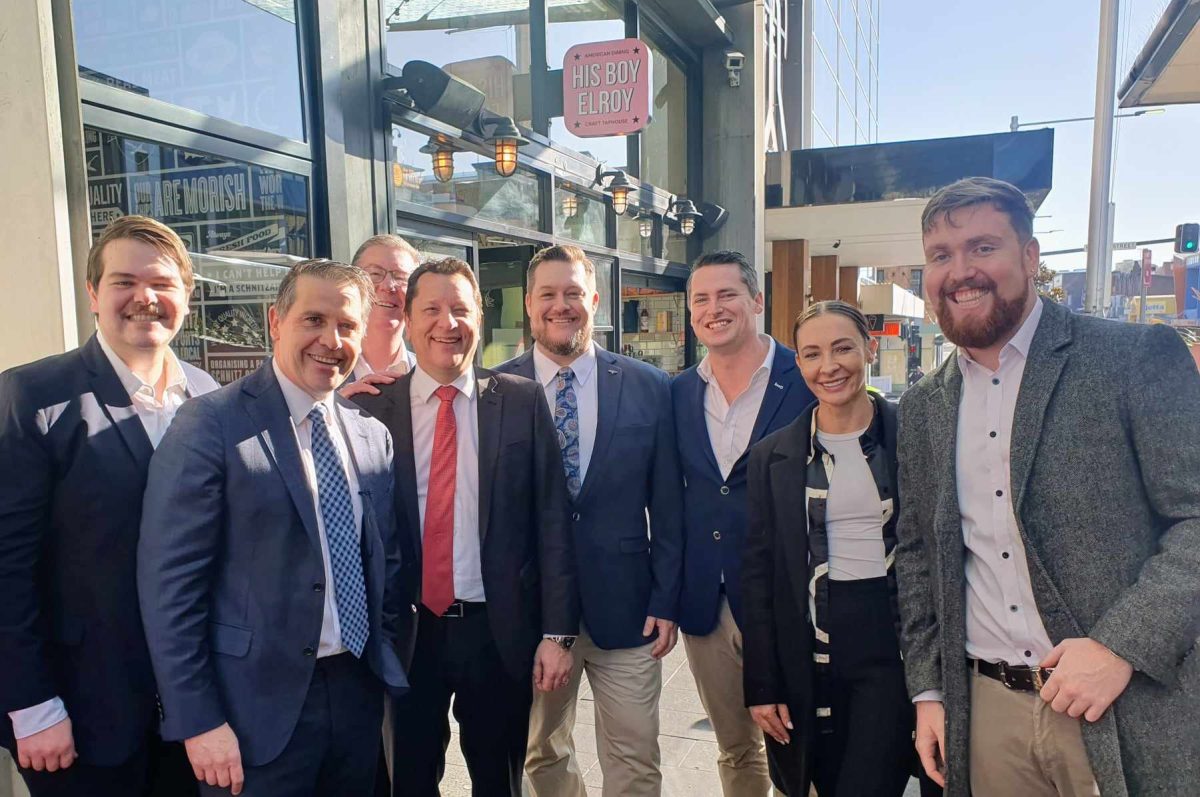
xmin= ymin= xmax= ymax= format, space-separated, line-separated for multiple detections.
xmin=877 ymin=0 xmax=1199 ymax=274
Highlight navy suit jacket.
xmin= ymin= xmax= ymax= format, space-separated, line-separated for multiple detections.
xmin=137 ymin=362 xmax=408 ymax=767
xmin=495 ymin=347 xmax=684 ymax=650
xmin=671 ymin=342 xmax=815 ymax=636
xmin=0 ymin=334 xmax=216 ymax=765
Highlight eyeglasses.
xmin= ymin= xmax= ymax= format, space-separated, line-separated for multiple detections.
xmin=365 ymin=268 xmax=409 ymax=287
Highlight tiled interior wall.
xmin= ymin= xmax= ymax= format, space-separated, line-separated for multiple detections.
xmin=620 ymin=291 xmax=687 ymax=374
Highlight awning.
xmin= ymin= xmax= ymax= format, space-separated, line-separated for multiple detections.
xmin=1119 ymin=0 xmax=1200 ymax=108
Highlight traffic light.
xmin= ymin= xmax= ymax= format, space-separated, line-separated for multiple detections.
xmin=1176 ymin=223 xmax=1199 ymax=254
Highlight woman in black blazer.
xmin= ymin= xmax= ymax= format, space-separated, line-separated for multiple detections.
xmin=741 ymin=301 xmax=937 ymax=796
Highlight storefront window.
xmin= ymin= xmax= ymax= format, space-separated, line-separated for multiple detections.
xmin=392 ymin=124 xmax=542 ymax=232
xmin=664 ymin=226 xmax=689 ymax=264
xmin=84 ymin=125 xmax=311 ymax=384
xmin=554 ymin=180 xmax=606 ymax=246
xmin=592 ymin=255 xmax=615 ymax=351
xmin=546 ymin=0 xmax=628 ymax=169
xmin=384 ymin=1 xmax=532 ymax=127
xmin=73 ymin=1 xmax=306 ymax=141
xmin=617 ymin=211 xmax=654 ymax=257
xmin=620 ymin=272 xmax=687 ymax=374
xmin=640 ymin=38 xmax=689 ymax=196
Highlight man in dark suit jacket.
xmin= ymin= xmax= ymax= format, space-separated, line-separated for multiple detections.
xmin=671 ymin=251 xmax=815 ymax=796
xmin=138 ymin=259 xmax=408 ymax=796
xmin=348 ymin=257 xmax=579 ymax=797
xmin=493 ymin=245 xmax=683 ymax=797
xmin=0 ymin=216 xmax=216 ymax=796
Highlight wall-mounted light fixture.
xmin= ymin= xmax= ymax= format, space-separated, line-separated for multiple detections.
xmin=419 ymin=138 xmax=456 ymax=183
xmin=561 ymin=191 xmax=579 ymax=218
xmin=638 ymin=213 xmax=654 ymax=239
xmin=593 ymin=165 xmax=634 ymax=215
xmin=483 ymin=113 xmax=528 ymax=177
xmin=670 ymin=198 xmax=702 ymax=236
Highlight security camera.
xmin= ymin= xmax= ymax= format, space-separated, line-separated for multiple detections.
xmin=832 ymin=239 xmax=842 ymax=249
xmin=724 ymin=50 xmax=745 ymax=87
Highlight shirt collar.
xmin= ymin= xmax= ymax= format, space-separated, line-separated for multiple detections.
xmin=410 ymin=364 xmax=477 ymax=405
xmin=96 ymin=330 xmax=188 ymax=400
xmin=271 ymin=359 xmax=337 ymax=428
xmin=354 ymin=344 xmax=413 ymax=380
xmin=532 ymin=342 xmax=597 ymax=389
xmin=697 ymin=334 xmax=776 ymax=384
xmin=959 ymin=297 xmax=1044 ymax=370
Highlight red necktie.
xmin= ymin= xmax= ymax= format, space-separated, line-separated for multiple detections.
xmin=422 ymin=385 xmax=458 ymax=616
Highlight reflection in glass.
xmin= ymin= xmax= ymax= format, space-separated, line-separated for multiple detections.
xmin=385 ymin=1 xmax=533 ymax=127
xmin=478 ymin=240 xmax=536 ymax=367
xmin=592 ymin=256 xmax=614 ymax=331
xmin=73 ymin=0 xmax=305 ymax=141
xmin=392 ymin=124 xmax=542 ymax=232
xmin=617 ymin=211 xmax=654 ymax=257
xmin=554 ymin=181 xmax=606 ymax=246
xmin=641 ymin=39 xmax=689 ymax=195
xmin=83 ymin=125 xmax=311 ymax=384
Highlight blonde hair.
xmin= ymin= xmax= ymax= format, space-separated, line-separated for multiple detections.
xmin=87 ymin=215 xmax=194 ymax=294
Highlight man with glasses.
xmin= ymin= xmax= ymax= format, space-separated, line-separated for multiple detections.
xmin=351 ymin=234 xmax=420 ymax=381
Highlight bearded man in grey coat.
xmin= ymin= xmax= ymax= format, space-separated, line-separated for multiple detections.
xmin=895 ymin=176 xmax=1200 ymax=797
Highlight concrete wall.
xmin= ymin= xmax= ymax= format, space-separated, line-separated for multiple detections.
xmin=0 ymin=0 xmax=90 ymax=370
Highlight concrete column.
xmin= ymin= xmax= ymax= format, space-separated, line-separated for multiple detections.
xmin=770 ymin=239 xmax=808 ymax=344
xmin=702 ymin=1 xmax=767 ymax=326
xmin=0 ymin=0 xmax=89 ymax=370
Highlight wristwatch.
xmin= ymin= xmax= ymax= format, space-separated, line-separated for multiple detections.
xmin=545 ymin=634 xmax=577 ymax=651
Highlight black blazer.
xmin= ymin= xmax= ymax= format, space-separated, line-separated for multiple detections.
xmin=741 ymin=397 xmax=900 ymax=711
xmin=0 ymin=335 xmax=216 ymax=765
xmin=353 ymin=367 xmax=579 ymax=680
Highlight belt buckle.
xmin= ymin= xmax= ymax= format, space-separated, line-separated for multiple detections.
xmin=443 ymin=601 xmax=465 ymax=618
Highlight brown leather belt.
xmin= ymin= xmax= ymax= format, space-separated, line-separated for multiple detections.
xmin=968 ymin=658 xmax=1054 ymax=692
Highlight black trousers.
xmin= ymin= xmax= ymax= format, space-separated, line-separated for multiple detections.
xmin=199 ymin=652 xmax=383 ymax=797
xmin=390 ymin=605 xmax=533 ymax=797
xmin=769 ymin=577 xmax=940 ymax=797
xmin=17 ymin=731 xmax=196 ymax=797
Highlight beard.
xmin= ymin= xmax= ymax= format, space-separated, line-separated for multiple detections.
xmin=537 ymin=320 xmax=592 ymax=358
xmin=935 ymin=276 xmax=1030 ymax=349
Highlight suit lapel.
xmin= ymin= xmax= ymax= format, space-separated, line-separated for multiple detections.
xmin=388 ymin=376 xmax=423 ymax=558
xmin=476 ymin=371 xmax=502 ymax=542
xmin=770 ymin=417 xmax=813 ymax=610
xmin=81 ymin=335 xmax=154 ymax=470
xmin=688 ymin=373 xmax=723 ymax=480
xmin=748 ymin=352 xmax=795 ymax=445
xmin=241 ymin=364 xmax=322 ymax=553
xmin=577 ymin=351 xmax=622 ymax=503
xmin=333 ymin=399 xmax=374 ymax=481
xmin=1011 ymin=301 xmax=1071 ymax=515
xmin=931 ymin=354 xmax=965 ymax=549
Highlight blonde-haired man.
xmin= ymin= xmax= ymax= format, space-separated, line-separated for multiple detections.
xmin=0 ymin=215 xmax=217 ymax=796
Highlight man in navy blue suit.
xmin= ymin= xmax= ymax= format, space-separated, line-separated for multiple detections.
xmin=671 ymin=251 xmax=815 ymax=796
xmin=496 ymin=245 xmax=684 ymax=797
xmin=138 ymin=259 xmax=408 ymax=796
xmin=0 ymin=216 xmax=216 ymax=797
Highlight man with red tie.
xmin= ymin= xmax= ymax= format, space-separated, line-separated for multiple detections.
xmin=349 ymin=257 xmax=579 ymax=796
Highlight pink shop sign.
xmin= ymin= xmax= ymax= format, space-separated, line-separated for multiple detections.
xmin=562 ymin=38 xmax=652 ymax=138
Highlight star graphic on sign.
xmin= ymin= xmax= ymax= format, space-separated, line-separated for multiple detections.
xmin=632 ymin=116 xmax=640 ymax=123
xmin=574 ymin=53 xmax=581 ymax=60
xmin=633 ymin=46 xmax=640 ymax=54
xmin=574 ymin=121 xmax=581 ymax=128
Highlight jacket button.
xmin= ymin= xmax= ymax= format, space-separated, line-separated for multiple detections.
xmin=719 ymin=486 xmax=730 ymax=495
xmin=713 ymin=530 xmax=722 ymax=540
xmin=572 ymin=512 xmax=581 ymax=522
xmin=303 ymin=646 xmax=315 ymax=656
xmin=313 ymin=583 xmax=324 ymax=593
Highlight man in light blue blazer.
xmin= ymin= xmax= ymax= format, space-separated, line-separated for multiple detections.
xmin=138 ymin=259 xmax=408 ymax=796
xmin=496 ymin=245 xmax=684 ymax=797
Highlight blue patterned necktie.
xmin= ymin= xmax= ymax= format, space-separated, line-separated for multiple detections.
xmin=307 ymin=405 xmax=369 ymax=657
xmin=554 ymin=367 xmax=582 ymax=500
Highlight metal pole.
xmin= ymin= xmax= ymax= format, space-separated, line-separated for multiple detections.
xmin=1138 ymin=265 xmax=1148 ymax=324
xmin=1083 ymin=0 xmax=1120 ymax=315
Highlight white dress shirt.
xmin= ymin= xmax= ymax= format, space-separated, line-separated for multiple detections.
xmin=817 ymin=427 xmax=888 ymax=581
xmin=410 ymin=365 xmax=484 ymax=602
xmin=97 ymin=331 xmax=189 ymax=447
xmin=9 ymin=337 xmax=209 ymax=739
xmin=956 ymin=299 xmax=1054 ymax=667
xmin=532 ymin=342 xmax=598 ymax=485
xmin=273 ymin=361 xmax=364 ymax=659
xmin=698 ymin=335 xmax=776 ymax=480
xmin=352 ymin=344 xmax=415 ymax=381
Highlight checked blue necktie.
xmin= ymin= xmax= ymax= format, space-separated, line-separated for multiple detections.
xmin=554 ymin=366 xmax=582 ymax=500
xmin=307 ymin=405 xmax=369 ymax=657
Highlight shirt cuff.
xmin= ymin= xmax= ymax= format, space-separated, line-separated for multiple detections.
xmin=9 ymin=697 xmax=68 ymax=739
xmin=912 ymin=689 xmax=943 ymax=704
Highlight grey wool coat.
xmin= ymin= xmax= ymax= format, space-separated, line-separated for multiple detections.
xmin=895 ymin=298 xmax=1200 ymax=796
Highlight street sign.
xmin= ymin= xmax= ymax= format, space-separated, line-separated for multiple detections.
xmin=1143 ymin=248 xmax=1153 ymax=287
